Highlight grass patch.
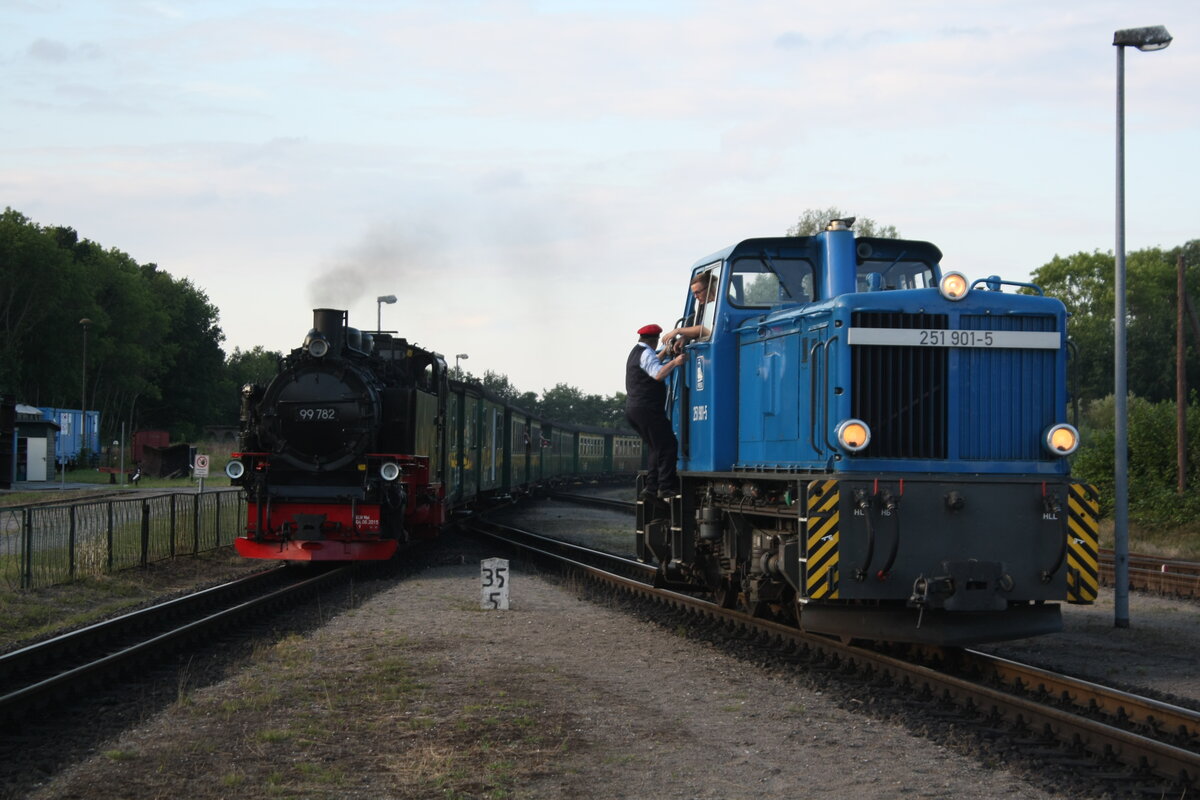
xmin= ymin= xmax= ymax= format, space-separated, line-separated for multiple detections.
xmin=220 ymin=772 xmax=246 ymax=787
xmin=0 ymin=550 xmax=262 ymax=649
xmin=295 ymin=762 xmax=344 ymax=784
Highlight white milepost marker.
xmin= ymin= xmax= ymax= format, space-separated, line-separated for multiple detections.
xmin=481 ymin=558 xmax=510 ymax=610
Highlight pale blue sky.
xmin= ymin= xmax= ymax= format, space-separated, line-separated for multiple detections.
xmin=3 ymin=1 xmax=1197 ymax=395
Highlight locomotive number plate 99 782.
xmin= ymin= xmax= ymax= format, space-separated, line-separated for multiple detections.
xmin=847 ymin=328 xmax=1060 ymax=350
xmin=296 ymin=407 xmax=338 ymax=421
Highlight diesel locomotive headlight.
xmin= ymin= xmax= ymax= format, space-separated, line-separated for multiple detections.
xmin=939 ymin=271 xmax=969 ymax=301
xmin=308 ymin=337 xmax=330 ymax=358
xmin=225 ymin=459 xmax=245 ymax=479
xmin=380 ymin=462 xmax=401 ymax=482
xmin=835 ymin=419 xmax=871 ymax=453
xmin=1043 ymin=424 xmax=1080 ymax=456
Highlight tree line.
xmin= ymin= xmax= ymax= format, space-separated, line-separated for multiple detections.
xmin=1 ymin=208 xmax=230 ymax=443
xmin=1029 ymin=241 xmax=1200 ymax=525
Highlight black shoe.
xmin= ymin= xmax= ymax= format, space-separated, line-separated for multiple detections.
xmin=657 ymin=488 xmax=677 ymax=500
xmin=640 ymin=488 xmax=658 ymax=503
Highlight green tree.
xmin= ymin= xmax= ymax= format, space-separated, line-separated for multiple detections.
xmin=1072 ymin=394 xmax=1200 ymax=526
xmin=216 ymin=346 xmax=283 ymax=423
xmin=0 ymin=211 xmax=240 ymax=441
xmin=226 ymin=346 xmax=281 ymax=388
xmin=539 ymin=383 xmax=586 ymax=423
xmin=786 ymin=206 xmax=899 ymax=238
xmin=140 ymin=271 xmax=226 ymax=439
xmin=482 ymin=370 xmax=520 ymax=402
xmin=0 ymin=209 xmax=79 ymax=404
xmin=1030 ymin=243 xmax=1200 ymax=409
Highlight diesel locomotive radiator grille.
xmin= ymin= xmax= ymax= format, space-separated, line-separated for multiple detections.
xmin=851 ymin=312 xmax=948 ymax=459
xmin=957 ymin=314 xmax=1058 ymax=460
xmin=850 ymin=312 xmax=1059 ymax=461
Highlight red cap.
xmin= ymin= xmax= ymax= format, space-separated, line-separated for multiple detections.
xmin=637 ymin=324 xmax=662 ymax=336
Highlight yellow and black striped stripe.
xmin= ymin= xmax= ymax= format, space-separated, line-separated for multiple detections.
xmin=1066 ymin=482 xmax=1100 ymax=604
xmin=804 ymin=479 xmax=840 ymax=599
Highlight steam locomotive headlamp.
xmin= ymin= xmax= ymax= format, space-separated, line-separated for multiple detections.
xmin=380 ymin=461 xmax=401 ymax=482
xmin=836 ymin=419 xmax=871 ymax=453
xmin=1043 ymin=423 xmax=1080 ymax=456
xmin=939 ymin=272 xmax=969 ymax=301
xmin=225 ymin=459 xmax=246 ymax=479
xmin=307 ymin=337 xmax=330 ymax=358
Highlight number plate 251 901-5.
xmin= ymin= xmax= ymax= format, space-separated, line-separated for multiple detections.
xmin=846 ymin=328 xmax=1060 ymax=349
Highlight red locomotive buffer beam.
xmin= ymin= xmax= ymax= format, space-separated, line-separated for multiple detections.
xmin=231 ymin=453 xmax=442 ymax=561
xmin=234 ymin=500 xmax=398 ymax=561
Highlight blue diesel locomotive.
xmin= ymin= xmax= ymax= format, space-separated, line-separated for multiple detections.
xmin=638 ymin=219 xmax=1100 ymax=645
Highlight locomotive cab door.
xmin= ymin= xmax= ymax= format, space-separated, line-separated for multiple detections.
xmin=671 ymin=265 xmax=720 ymax=471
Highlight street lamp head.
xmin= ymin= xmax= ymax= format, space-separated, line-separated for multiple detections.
xmin=1113 ymin=25 xmax=1172 ymax=51
xmin=456 ymin=353 xmax=468 ymax=360
xmin=377 ymin=295 xmax=397 ymax=304
xmin=80 ymin=318 xmax=92 ymax=327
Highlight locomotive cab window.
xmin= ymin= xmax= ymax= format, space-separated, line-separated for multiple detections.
xmin=855 ymin=259 xmax=936 ymax=291
xmin=727 ymin=256 xmax=814 ymax=308
xmin=683 ymin=266 xmax=721 ymax=343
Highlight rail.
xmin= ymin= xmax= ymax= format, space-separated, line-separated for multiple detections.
xmin=0 ymin=489 xmax=245 ymax=590
xmin=0 ymin=564 xmax=348 ymax=728
xmin=475 ymin=513 xmax=1200 ymax=792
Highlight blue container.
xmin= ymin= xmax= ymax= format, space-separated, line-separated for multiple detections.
xmin=39 ymin=407 xmax=101 ymax=464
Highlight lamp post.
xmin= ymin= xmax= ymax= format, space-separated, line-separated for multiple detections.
xmin=455 ymin=353 xmax=468 ymax=376
xmin=80 ymin=318 xmax=92 ymax=467
xmin=1112 ymin=24 xmax=1171 ymax=629
xmin=376 ymin=294 xmax=397 ymax=333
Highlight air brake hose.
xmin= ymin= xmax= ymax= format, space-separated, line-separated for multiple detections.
xmin=853 ymin=489 xmax=873 ymax=581
xmin=1042 ymin=492 xmax=1068 ymax=583
xmin=877 ymin=491 xmax=900 ymax=580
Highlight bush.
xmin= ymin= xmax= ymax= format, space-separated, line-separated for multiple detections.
xmin=1073 ymin=394 xmax=1200 ymax=526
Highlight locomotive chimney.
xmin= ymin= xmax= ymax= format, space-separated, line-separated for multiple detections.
xmin=312 ymin=308 xmax=348 ymax=353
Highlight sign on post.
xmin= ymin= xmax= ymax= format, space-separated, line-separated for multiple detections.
xmin=481 ymin=558 xmax=510 ymax=610
xmin=194 ymin=454 xmax=210 ymax=478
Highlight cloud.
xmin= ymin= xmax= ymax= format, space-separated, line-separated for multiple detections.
xmin=28 ymin=38 xmax=101 ymax=63
xmin=774 ymin=32 xmax=808 ymax=50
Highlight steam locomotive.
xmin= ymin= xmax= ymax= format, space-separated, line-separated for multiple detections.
xmin=226 ymin=309 xmax=642 ymax=561
xmin=639 ymin=220 xmax=1100 ymax=646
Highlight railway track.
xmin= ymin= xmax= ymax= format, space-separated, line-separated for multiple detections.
xmin=1099 ymin=547 xmax=1200 ymax=597
xmin=0 ymin=564 xmax=354 ymax=727
xmin=474 ymin=509 xmax=1200 ymax=794
xmin=549 ymin=490 xmax=1200 ymax=600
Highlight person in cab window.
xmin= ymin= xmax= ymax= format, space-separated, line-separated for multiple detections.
xmin=660 ymin=270 xmax=717 ymax=351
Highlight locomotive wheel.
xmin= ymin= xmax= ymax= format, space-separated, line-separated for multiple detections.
xmin=712 ymin=577 xmax=739 ymax=609
xmin=751 ymin=599 xmax=797 ymax=624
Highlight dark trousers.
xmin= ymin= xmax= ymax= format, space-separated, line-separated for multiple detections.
xmin=625 ymin=406 xmax=678 ymax=492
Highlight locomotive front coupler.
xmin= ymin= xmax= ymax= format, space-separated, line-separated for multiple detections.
xmin=908 ymin=574 xmax=953 ymax=609
xmin=908 ymin=561 xmax=1012 ymax=612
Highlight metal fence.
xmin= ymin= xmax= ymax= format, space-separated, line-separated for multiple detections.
xmin=0 ymin=489 xmax=246 ymax=590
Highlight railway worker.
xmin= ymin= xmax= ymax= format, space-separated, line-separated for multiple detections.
xmin=626 ymin=323 xmax=686 ymax=502
xmin=660 ymin=269 xmax=718 ymax=351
